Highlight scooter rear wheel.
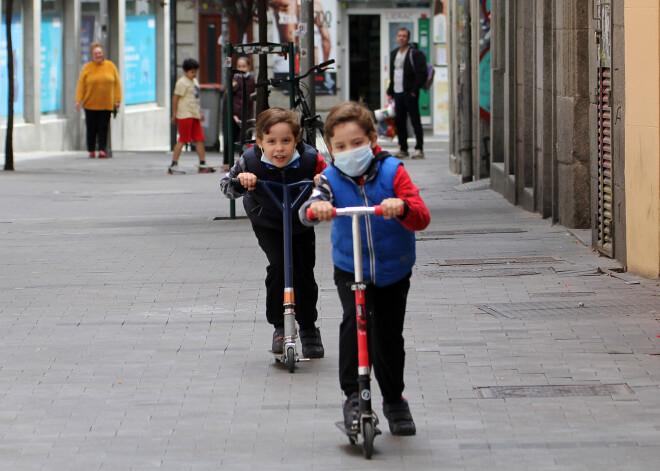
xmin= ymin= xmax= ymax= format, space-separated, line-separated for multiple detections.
xmin=286 ymin=347 xmax=295 ymax=373
xmin=362 ymin=420 xmax=374 ymax=459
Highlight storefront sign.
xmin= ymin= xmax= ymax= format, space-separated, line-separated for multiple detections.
xmin=41 ymin=14 xmax=63 ymax=113
xmin=125 ymin=15 xmax=156 ymax=105
xmin=1 ymin=13 xmax=24 ymax=117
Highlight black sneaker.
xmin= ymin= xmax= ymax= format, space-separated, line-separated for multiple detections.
xmin=272 ymin=327 xmax=284 ymax=354
xmin=343 ymin=392 xmax=360 ymax=433
xmin=299 ymin=326 xmax=324 ymax=358
xmin=383 ymin=398 xmax=416 ymax=436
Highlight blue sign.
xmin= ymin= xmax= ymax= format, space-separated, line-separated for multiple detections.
xmin=41 ymin=14 xmax=63 ymax=113
xmin=1 ymin=13 xmax=24 ymax=117
xmin=125 ymin=15 xmax=156 ymax=105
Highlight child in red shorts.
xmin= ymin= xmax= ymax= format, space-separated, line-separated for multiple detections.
xmin=170 ymin=58 xmax=210 ymax=174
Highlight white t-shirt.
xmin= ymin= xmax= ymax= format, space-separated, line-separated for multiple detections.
xmin=173 ymin=75 xmax=201 ymax=120
xmin=393 ymin=48 xmax=407 ymax=93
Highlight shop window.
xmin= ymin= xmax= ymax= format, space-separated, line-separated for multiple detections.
xmin=41 ymin=0 xmax=64 ymax=115
xmin=80 ymin=0 xmax=101 ymax=67
xmin=125 ymin=0 xmax=156 ymax=105
xmin=1 ymin=0 xmax=24 ymax=118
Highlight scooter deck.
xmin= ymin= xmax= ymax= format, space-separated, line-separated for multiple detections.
xmin=269 ymin=350 xmax=310 ymax=362
xmin=335 ymin=421 xmax=382 ymax=438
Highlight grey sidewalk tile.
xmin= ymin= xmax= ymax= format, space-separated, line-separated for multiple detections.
xmin=2 ymin=146 xmax=660 ymax=469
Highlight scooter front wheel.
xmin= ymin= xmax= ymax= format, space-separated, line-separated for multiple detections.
xmin=286 ymin=346 xmax=295 ymax=373
xmin=362 ymin=419 xmax=374 ymax=459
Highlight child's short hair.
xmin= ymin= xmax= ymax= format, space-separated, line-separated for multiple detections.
xmin=236 ymin=56 xmax=250 ymax=67
xmin=324 ymin=101 xmax=377 ymax=142
xmin=182 ymin=58 xmax=199 ymax=72
xmin=255 ymin=108 xmax=301 ymax=140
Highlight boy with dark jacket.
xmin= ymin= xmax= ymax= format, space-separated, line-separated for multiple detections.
xmin=221 ymin=108 xmax=327 ymax=358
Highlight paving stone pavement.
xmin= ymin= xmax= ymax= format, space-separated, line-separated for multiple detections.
xmin=1 ymin=137 xmax=660 ymax=470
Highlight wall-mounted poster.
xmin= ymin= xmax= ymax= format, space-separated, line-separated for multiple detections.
xmin=125 ymin=15 xmax=156 ymax=105
xmin=41 ymin=14 xmax=63 ymax=113
xmin=80 ymin=15 xmax=96 ymax=67
xmin=1 ymin=13 xmax=24 ymax=117
xmin=270 ymin=0 xmax=337 ymax=95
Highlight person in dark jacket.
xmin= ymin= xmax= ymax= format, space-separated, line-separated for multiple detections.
xmin=386 ymin=28 xmax=428 ymax=159
xmin=220 ymin=108 xmax=327 ymax=358
xmin=300 ymin=101 xmax=430 ymax=436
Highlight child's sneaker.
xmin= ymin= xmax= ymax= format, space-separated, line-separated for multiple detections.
xmin=343 ymin=392 xmax=360 ymax=433
xmin=271 ymin=326 xmax=285 ymax=353
xmin=299 ymin=326 xmax=324 ymax=358
xmin=383 ymin=398 xmax=416 ymax=436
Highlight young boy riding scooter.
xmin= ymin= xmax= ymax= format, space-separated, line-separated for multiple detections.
xmin=300 ymin=101 xmax=430 ymax=435
xmin=220 ymin=108 xmax=326 ymax=358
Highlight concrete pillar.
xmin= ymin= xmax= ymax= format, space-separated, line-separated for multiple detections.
xmin=554 ymin=0 xmax=591 ymax=229
xmin=535 ymin=0 xmax=555 ymax=218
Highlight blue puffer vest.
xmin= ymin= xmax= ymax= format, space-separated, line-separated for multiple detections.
xmin=243 ymin=142 xmax=318 ymax=234
xmin=325 ymin=156 xmax=415 ymax=286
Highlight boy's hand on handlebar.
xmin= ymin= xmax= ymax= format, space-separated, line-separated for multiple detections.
xmin=380 ymin=198 xmax=404 ymax=219
xmin=309 ymin=201 xmax=334 ymax=221
xmin=237 ymin=172 xmax=257 ymax=191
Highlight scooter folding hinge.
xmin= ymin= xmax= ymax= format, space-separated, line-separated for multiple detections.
xmin=351 ymin=283 xmax=367 ymax=291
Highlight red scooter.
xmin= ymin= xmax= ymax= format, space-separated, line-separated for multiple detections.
xmin=307 ymin=205 xmax=384 ymax=458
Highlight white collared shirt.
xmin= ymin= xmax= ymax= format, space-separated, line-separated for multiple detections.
xmin=393 ymin=49 xmax=407 ymax=93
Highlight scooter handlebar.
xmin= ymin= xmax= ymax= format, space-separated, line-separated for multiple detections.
xmin=306 ymin=205 xmax=383 ymax=220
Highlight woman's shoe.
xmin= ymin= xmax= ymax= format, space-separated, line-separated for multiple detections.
xmin=98 ymin=150 xmax=109 ymax=158
xmin=88 ymin=152 xmax=96 ymax=159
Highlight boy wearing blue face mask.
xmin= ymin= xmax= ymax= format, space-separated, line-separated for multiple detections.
xmin=221 ymin=108 xmax=327 ymax=358
xmin=299 ymin=101 xmax=430 ymax=436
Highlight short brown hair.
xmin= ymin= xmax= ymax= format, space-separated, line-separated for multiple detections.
xmin=255 ymin=108 xmax=301 ymax=140
xmin=323 ymin=101 xmax=377 ymax=143
xmin=90 ymin=42 xmax=104 ymax=55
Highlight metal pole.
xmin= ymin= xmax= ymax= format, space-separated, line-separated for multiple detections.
xmin=288 ymin=42 xmax=295 ymax=109
xmin=459 ymin=1 xmax=473 ymax=182
xmin=300 ymin=0 xmax=315 ymax=115
xmin=225 ymin=43 xmax=236 ymax=219
xmin=170 ymin=0 xmax=177 ymax=150
xmin=256 ymin=0 xmax=268 ymax=116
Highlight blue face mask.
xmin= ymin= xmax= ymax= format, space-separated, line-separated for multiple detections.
xmin=261 ymin=148 xmax=300 ymax=167
xmin=333 ymin=144 xmax=374 ymax=177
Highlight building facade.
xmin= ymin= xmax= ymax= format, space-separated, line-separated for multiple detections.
xmin=2 ymin=0 xmax=446 ymax=153
xmin=1 ymin=0 xmax=172 ymax=152
xmin=624 ymin=1 xmax=659 ymax=278
xmin=448 ymin=0 xmax=660 ymax=278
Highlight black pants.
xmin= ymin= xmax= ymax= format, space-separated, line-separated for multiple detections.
xmin=335 ymin=266 xmax=411 ymax=404
xmin=253 ymin=225 xmax=319 ymax=329
xmin=84 ymin=109 xmax=112 ymax=153
xmin=393 ymin=92 xmax=424 ymax=152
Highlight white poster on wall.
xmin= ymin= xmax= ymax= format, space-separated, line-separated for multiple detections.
xmin=270 ymin=0 xmax=337 ymax=94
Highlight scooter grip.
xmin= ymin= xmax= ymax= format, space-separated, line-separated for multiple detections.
xmin=305 ymin=207 xmax=338 ymax=219
xmin=373 ymin=205 xmax=383 ymax=216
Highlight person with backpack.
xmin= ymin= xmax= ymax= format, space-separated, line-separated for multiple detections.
xmin=386 ymin=28 xmax=428 ymax=159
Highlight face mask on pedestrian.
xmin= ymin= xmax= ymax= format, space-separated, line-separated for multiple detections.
xmin=332 ymin=144 xmax=374 ymax=177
